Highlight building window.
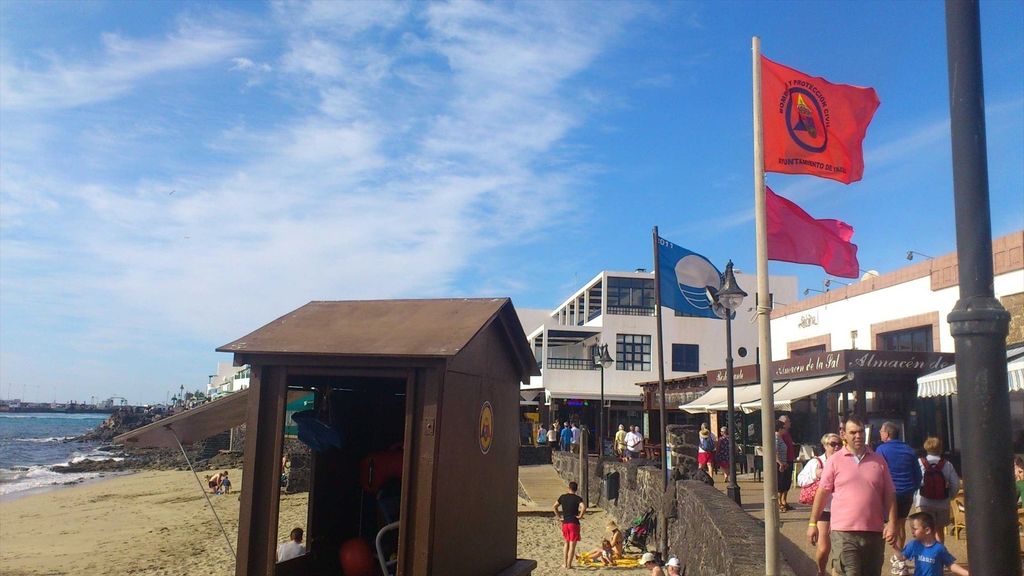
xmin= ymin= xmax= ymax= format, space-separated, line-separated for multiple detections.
xmin=616 ymin=334 xmax=652 ymax=371
xmin=792 ymin=345 xmax=826 ymax=358
xmin=879 ymin=326 xmax=933 ymax=352
xmin=671 ymin=344 xmax=699 ymax=372
xmin=606 ymin=277 xmax=655 ymax=316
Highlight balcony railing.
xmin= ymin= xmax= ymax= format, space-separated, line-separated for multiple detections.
xmin=545 ymin=357 xmax=599 ymax=370
xmin=607 ymin=305 xmax=655 ymax=316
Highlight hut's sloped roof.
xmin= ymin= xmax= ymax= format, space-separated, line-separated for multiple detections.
xmin=217 ymin=298 xmax=539 ymax=377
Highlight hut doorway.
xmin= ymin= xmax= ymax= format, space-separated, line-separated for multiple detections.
xmin=281 ymin=373 xmax=408 ymax=575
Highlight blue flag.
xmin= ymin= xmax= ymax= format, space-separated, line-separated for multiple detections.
xmin=657 ymin=236 xmax=723 ymax=319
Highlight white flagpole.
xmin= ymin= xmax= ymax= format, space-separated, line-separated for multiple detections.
xmin=752 ymin=35 xmax=780 ymax=574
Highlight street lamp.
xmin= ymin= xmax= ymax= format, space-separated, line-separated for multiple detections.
xmin=592 ymin=343 xmax=614 ymax=456
xmin=706 ymin=260 xmax=748 ymax=505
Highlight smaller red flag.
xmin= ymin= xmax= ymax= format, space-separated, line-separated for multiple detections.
xmin=761 ymin=56 xmax=879 ymax=184
xmin=766 ymin=187 xmax=860 ymax=278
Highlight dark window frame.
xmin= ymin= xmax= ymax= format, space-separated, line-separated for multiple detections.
xmin=616 ymin=333 xmax=652 ymax=371
xmin=671 ymin=343 xmax=700 ymax=372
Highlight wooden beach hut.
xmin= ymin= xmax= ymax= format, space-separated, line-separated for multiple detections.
xmin=216 ymin=298 xmax=538 ymax=576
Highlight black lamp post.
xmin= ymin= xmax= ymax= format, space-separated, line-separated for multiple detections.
xmin=593 ymin=343 xmax=614 ymax=456
xmin=707 ymin=260 xmax=748 ymax=505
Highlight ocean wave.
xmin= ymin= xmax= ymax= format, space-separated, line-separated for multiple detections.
xmin=13 ymin=436 xmax=75 ymax=443
xmin=0 ymin=465 xmax=101 ymax=497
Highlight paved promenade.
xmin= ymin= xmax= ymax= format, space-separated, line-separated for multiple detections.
xmin=520 ymin=464 xmax=971 ymax=575
xmin=707 ymin=470 xmax=969 ymax=575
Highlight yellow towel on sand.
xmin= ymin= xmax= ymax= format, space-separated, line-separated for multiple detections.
xmin=575 ymin=553 xmax=642 ymax=568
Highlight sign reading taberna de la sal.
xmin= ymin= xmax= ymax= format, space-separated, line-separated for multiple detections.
xmin=706 ymin=349 xmax=955 ymax=386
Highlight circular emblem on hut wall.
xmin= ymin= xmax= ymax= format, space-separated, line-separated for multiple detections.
xmin=479 ymin=401 xmax=494 ymax=454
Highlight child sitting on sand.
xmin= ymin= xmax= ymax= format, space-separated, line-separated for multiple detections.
xmin=579 ymin=539 xmax=616 ymax=566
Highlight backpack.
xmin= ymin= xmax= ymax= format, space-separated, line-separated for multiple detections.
xmin=700 ymin=435 xmax=714 ymax=452
xmin=920 ymin=457 xmax=948 ymax=500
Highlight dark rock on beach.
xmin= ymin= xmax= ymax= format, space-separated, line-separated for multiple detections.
xmin=55 ymin=406 xmax=245 ymax=474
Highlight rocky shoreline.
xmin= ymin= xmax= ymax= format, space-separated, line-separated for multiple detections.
xmin=56 ymin=407 xmax=244 ymax=474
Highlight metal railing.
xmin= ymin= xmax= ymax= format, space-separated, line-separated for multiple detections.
xmin=607 ymin=305 xmax=655 ymax=316
xmin=545 ymin=357 xmax=599 ymax=370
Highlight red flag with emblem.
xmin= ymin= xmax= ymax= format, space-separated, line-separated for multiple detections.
xmin=766 ymin=187 xmax=860 ymax=278
xmin=761 ymin=56 xmax=879 ymax=184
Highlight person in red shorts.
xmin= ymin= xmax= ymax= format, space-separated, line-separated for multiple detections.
xmin=554 ymin=481 xmax=587 ymax=569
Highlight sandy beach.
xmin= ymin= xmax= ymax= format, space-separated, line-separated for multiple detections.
xmin=0 ymin=469 xmax=644 ymax=575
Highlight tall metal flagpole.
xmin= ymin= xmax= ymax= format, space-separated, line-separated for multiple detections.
xmin=752 ymin=36 xmax=780 ymax=575
xmin=651 ymin=226 xmax=669 ymax=554
xmin=944 ymin=2 xmax=1019 ymax=573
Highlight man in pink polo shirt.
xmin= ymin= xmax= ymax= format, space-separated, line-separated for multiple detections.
xmin=807 ymin=415 xmax=896 ymax=576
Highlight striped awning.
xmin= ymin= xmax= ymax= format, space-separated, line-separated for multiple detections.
xmin=917 ymin=346 xmax=1024 ymax=398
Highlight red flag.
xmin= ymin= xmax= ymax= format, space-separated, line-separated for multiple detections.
xmin=761 ymin=55 xmax=879 ymax=184
xmin=766 ymin=187 xmax=860 ymax=278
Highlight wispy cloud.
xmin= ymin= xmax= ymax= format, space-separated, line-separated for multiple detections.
xmin=1 ymin=21 xmax=253 ymax=110
xmin=0 ymin=1 xmax=637 ymax=393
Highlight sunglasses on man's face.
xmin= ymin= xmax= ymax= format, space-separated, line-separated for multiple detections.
xmin=827 ymin=442 xmax=842 ymax=447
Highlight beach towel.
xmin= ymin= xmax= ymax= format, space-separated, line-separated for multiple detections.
xmin=575 ymin=553 xmax=643 ymax=568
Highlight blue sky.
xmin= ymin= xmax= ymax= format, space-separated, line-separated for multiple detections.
xmin=1 ymin=1 xmax=1021 ymax=405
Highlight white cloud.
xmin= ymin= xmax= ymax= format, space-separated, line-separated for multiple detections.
xmin=0 ymin=1 xmax=637 ymax=382
xmin=1 ymin=21 xmax=253 ymax=110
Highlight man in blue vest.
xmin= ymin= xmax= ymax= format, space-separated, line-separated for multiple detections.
xmin=875 ymin=421 xmax=922 ymax=552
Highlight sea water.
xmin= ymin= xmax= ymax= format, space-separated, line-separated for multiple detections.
xmin=0 ymin=412 xmax=120 ymax=498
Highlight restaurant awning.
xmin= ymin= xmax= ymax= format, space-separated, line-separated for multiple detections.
xmin=707 ymin=380 xmax=791 ymax=412
xmin=739 ymin=373 xmax=849 ymax=413
xmin=113 ymin=389 xmax=249 ymax=448
xmin=680 ymin=381 xmax=790 ymax=413
xmin=917 ymin=346 xmax=1024 ymax=398
xmin=679 ymin=386 xmax=730 ymax=413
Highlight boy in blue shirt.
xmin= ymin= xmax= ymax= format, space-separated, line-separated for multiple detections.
xmin=892 ymin=511 xmax=969 ymax=576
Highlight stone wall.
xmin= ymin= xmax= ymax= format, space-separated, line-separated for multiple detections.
xmin=519 ymin=445 xmax=552 ymax=465
xmin=551 ymin=451 xmax=796 ymax=575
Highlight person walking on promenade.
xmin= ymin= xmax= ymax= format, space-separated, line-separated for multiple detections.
xmin=570 ymin=422 xmax=581 ymax=453
xmin=632 ymin=425 xmax=645 ymax=458
xmin=554 ymin=481 xmax=586 ymax=569
xmin=875 ymin=421 xmax=922 ymax=552
xmin=807 ymin=415 xmax=897 ymax=576
xmin=891 ymin=511 xmax=969 ymax=576
xmin=697 ymin=423 xmax=715 ymax=474
xmin=715 ymin=425 xmax=735 ymax=482
xmin=537 ymin=423 xmax=548 ymax=446
xmin=614 ymin=424 xmax=627 ymax=459
xmin=775 ymin=421 xmax=792 ymax=514
xmin=798 ymin=432 xmax=841 ymax=576
xmin=560 ymin=422 xmax=572 ymax=452
xmin=779 ymin=414 xmax=797 ymax=511
xmin=547 ymin=423 xmax=559 ymax=449
xmin=914 ymin=436 xmax=960 ymax=544
xmin=625 ymin=425 xmax=641 ymax=459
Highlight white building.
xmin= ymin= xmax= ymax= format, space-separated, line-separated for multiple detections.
xmin=207 ymin=362 xmax=251 ymax=398
xmin=768 ymin=230 xmax=1024 ymax=452
xmin=522 ymin=268 xmax=797 ymax=442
